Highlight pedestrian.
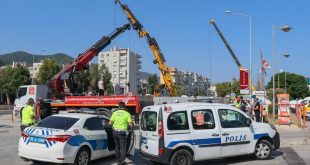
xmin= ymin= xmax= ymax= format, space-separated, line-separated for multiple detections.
xmin=34 ymin=97 xmax=43 ymax=121
xmin=254 ymin=98 xmax=261 ymax=122
xmin=235 ymin=97 xmax=241 ymax=109
xmin=109 ymin=101 xmax=134 ymax=165
xmin=21 ymin=98 xmax=36 ymax=132
xmin=246 ymin=99 xmax=252 ymax=116
xmin=98 ymin=79 xmax=104 ymax=96
xmin=239 ymin=96 xmax=247 ymax=113
xmin=261 ymin=108 xmax=268 ymax=123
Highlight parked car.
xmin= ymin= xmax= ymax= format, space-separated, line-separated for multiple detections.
xmin=302 ymin=103 xmax=310 ymax=120
xmin=139 ymin=102 xmax=280 ymax=165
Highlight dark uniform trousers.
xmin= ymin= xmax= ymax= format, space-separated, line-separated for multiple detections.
xmin=113 ymin=130 xmax=127 ymax=163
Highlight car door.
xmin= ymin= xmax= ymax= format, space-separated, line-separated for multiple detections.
xmin=164 ymin=109 xmax=191 ymax=152
xmin=98 ymin=111 xmax=135 ymax=156
xmin=188 ymin=105 xmax=221 ymax=160
xmin=140 ymin=107 xmax=160 ymax=156
xmin=82 ymin=117 xmax=109 ymax=159
xmin=217 ymin=107 xmax=254 ymax=157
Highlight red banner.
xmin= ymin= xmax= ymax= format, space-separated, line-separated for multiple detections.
xmin=240 ymin=69 xmax=249 ymax=95
xmin=65 ymin=95 xmax=139 ymax=106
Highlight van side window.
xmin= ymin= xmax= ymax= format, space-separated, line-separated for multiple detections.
xmin=167 ymin=111 xmax=189 ymax=130
xmin=218 ymin=109 xmax=247 ymax=128
xmin=141 ymin=111 xmax=157 ymax=131
xmin=191 ymin=109 xmax=215 ymax=129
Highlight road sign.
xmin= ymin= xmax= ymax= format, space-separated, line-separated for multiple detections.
xmin=230 ymin=93 xmax=236 ymax=98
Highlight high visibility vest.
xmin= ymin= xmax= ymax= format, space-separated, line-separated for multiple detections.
xmin=21 ymin=105 xmax=35 ymax=125
xmin=235 ymin=102 xmax=241 ymax=109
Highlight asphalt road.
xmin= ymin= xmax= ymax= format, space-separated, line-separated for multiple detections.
xmin=0 ymin=110 xmax=12 ymax=116
xmin=0 ymin=115 xmax=290 ymax=165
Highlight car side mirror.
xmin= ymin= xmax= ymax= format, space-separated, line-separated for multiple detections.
xmin=245 ymin=118 xmax=252 ymax=127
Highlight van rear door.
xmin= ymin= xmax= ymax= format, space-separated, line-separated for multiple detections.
xmin=140 ymin=106 xmax=160 ymax=156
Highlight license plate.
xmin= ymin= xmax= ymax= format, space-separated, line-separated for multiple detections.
xmin=29 ymin=136 xmax=45 ymax=144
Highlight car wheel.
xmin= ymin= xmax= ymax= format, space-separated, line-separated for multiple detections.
xmin=170 ymin=149 xmax=193 ymax=165
xmin=254 ymin=139 xmax=273 ymax=160
xmin=73 ymin=147 xmax=90 ymax=165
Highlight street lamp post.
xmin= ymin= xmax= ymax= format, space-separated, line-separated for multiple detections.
xmin=283 ymin=53 xmax=290 ymax=92
xmin=225 ymin=10 xmax=252 ymax=99
xmin=272 ymin=25 xmax=292 ymax=119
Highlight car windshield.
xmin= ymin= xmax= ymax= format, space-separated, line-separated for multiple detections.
xmin=36 ymin=116 xmax=79 ymax=130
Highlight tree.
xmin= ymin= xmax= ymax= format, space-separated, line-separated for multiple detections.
xmin=35 ymin=59 xmax=61 ymax=84
xmin=98 ymin=64 xmax=113 ymax=95
xmin=216 ymin=78 xmax=239 ymax=97
xmin=0 ymin=59 xmax=4 ymax=67
xmin=174 ymin=84 xmax=185 ymax=96
xmin=266 ymin=72 xmax=310 ymax=100
xmin=89 ymin=64 xmax=100 ymax=94
xmin=146 ymin=74 xmax=159 ymax=95
xmin=88 ymin=64 xmax=113 ymax=95
xmin=78 ymin=69 xmax=91 ymax=94
xmin=0 ymin=65 xmax=31 ymax=104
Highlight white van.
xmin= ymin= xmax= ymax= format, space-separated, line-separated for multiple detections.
xmin=139 ymin=102 xmax=280 ymax=165
xmin=14 ymin=85 xmax=49 ymax=117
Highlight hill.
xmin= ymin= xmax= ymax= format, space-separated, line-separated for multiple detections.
xmin=0 ymin=51 xmax=74 ymax=67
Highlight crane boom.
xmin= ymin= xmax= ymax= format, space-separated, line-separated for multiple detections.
xmin=51 ymin=24 xmax=131 ymax=94
xmin=115 ymin=0 xmax=176 ymax=96
xmin=210 ymin=19 xmax=243 ymax=69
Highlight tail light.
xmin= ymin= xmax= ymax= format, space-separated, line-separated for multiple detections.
xmin=159 ymin=148 xmax=164 ymax=154
xmin=46 ymin=135 xmax=72 ymax=143
xmin=158 ymin=121 xmax=164 ymax=138
xmin=21 ymin=131 xmax=29 ymax=138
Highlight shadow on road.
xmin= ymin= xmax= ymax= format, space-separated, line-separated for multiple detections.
xmin=91 ymin=149 xmax=150 ymax=165
xmin=194 ymin=151 xmax=283 ymax=165
xmin=0 ymin=125 xmax=13 ymax=128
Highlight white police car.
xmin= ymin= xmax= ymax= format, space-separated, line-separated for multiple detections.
xmin=140 ymin=102 xmax=280 ymax=165
xmin=18 ymin=113 xmax=134 ymax=165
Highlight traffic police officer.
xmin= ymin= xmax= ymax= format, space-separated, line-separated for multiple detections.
xmin=109 ymin=101 xmax=134 ymax=165
xmin=21 ymin=98 xmax=35 ymax=131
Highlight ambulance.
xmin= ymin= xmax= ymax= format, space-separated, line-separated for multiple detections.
xmin=139 ymin=102 xmax=280 ymax=165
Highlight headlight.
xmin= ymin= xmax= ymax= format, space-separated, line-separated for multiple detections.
xmin=269 ymin=124 xmax=277 ymax=131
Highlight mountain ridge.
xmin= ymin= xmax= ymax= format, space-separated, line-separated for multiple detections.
xmin=0 ymin=51 xmax=74 ymax=67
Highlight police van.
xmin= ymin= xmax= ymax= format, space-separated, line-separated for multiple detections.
xmin=139 ymin=102 xmax=280 ymax=165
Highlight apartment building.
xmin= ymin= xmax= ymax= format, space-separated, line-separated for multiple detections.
xmin=28 ymin=61 xmax=43 ymax=79
xmin=169 ymin=67 xmax=211 ymax=96
xmin=98 ymin=46 xmax=141 ymax=95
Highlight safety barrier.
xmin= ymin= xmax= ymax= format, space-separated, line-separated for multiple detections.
xmin=262 ymin=103 xmax=307 ymax=128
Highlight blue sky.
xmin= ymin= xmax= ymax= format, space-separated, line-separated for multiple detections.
xmin=1 ymin=0 xmax=309 ymax=83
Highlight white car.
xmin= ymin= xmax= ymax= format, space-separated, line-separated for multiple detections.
xmin=18 ymin=113 xmax=134 ymax=165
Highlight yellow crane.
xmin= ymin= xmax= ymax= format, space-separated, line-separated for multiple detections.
xmin=115 ymin=0 xmax=176 ymax=96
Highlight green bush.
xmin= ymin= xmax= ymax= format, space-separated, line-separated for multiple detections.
xmin=268 ymin=104 xmax=278 ymax=117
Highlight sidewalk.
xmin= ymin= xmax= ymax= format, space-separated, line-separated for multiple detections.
xmin=276 ymin=124 xmax=310 ymax=164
